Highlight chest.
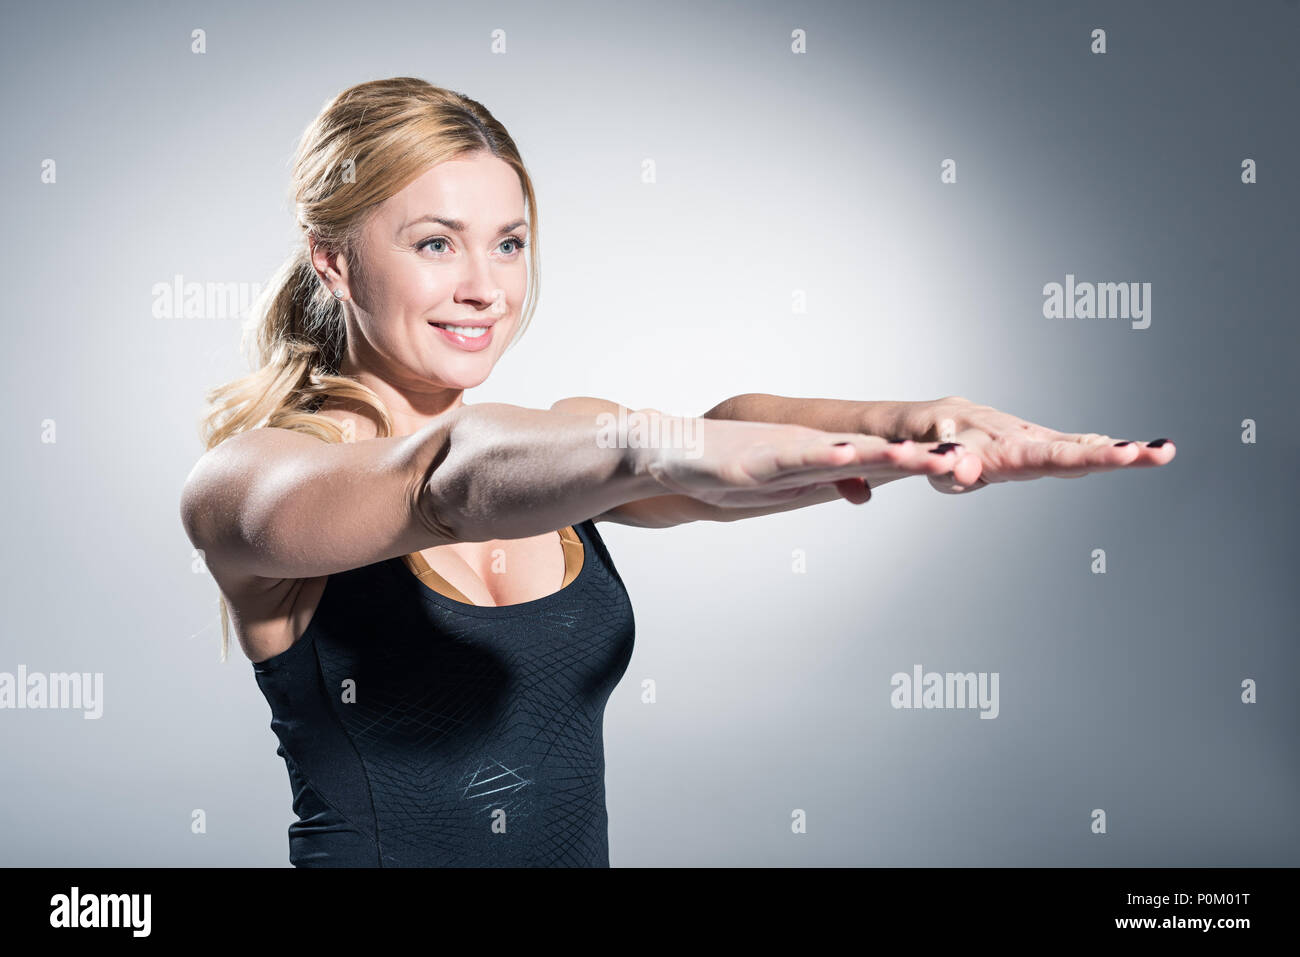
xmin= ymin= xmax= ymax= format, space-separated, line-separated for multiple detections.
xmin=411 ymin=531 xmax=569 ymax=607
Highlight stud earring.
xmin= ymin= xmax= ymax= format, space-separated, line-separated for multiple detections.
xmin=333 ymin=288 xmax=346 ymax=300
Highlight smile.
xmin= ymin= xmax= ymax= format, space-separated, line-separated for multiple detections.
xmin=431 ymin=322 xmax=490 ymax=338
xmin=428 ymin=320 xmax=496 ymax=352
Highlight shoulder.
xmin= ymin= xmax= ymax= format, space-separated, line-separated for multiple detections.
xmin=182 ymin=427 xmax=324 ymax=502
xmin=180 ymin=427 xmax=329 ymax=558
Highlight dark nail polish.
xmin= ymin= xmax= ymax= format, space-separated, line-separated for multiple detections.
xmin=887 ymin=437 xmax=909 ymax=444
xmin=1146 ymin=438 xmax=1169 ymax=448
xmin=930 ymin=442 xmax=960 ymax=455
xmin=1113 ymin=441 xmax=1131 ymax=447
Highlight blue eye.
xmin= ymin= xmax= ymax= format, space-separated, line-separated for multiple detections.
xmin=416 ymin=236 xmax=528 ymax=256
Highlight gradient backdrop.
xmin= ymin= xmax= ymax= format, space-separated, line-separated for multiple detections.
xmin=1 ymin=0 xmax=1296 ymax=865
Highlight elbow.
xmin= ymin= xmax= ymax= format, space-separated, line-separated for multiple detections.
xmin=413 ymin=468 xmax=464 ymax=545
xmin=178 ymin=459 xmax=220 ymax=557
xmin=422 ymin=452 xmax=496 ymax=544
xmin=406 ymin=406 xmax=476 ymax=545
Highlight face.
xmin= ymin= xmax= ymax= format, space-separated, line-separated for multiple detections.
xmin=321 ymin=151 xmax=529 ymax=402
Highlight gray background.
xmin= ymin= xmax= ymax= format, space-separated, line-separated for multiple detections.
xmin=1 ymin=0 xmax=1296 ymax=865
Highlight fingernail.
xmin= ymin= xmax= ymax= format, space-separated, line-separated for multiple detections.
xmin=887 ymin=437 xmax=909 ymax=444
xmin=1146 ymin=438 xmax=1170 ymax=448
xmin=930 ymin=442 xmax=961 ymax=455
xmin=1113 ymin=441 xmax=1131 ymax=447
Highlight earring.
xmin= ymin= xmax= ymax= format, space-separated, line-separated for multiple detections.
xmin=333 ymin=288 xmax=346 ymax=300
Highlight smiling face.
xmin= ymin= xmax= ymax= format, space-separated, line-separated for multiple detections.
xmin=326 ymin=150 xmax=529 ymax=408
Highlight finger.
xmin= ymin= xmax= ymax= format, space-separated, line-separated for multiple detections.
xmin=1010 ymin=437 xmax=1146 ymax=479
xmin=833 ymin=476 xmax=872 ymax=504
xmin=1033 ymin=438 xmax=1174 ymax=478
xmin=951 ymin=450 xmax=983 ymax=486
xmin=768 ymin=434 xmax=906 ymax=478
xmin=1066 ymin=439 xmax=1171 ymax=473
xmin=851 ymin=438 xmax=970 ymax=483
xmin=929 ymin=474 xmax=990 ymax=494
xmin=928 ymin=450 xmax=986 ymax=494
xmin=1062 ymin=432 xmax=1114 ymax=445
xmin=740 ymin=434 xmax=861 ymax=484
xmin=1120 ymin=439 xmax=1177 ymax=467
xmin=1016 ymin=438 xmax=1105 ymax=478
xmin=759 ymin=435 xmax=964 ymax=487
xmin=1065 ymin=433 xmax=1177 ymax=470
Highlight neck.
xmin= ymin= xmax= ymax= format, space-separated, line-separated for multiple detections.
xmin=323 ymin=366 xmax=466 ymax=440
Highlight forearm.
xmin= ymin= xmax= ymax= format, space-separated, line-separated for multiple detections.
xmin=699 ymin=392 xmax=953 ymax=493
xmin=606 ymin=483 xmax=848 ymax=527
xmin=702 ymin=393 xmax=943 ymax=441
xmin=417 ymin=402 xmax=665 ymax=542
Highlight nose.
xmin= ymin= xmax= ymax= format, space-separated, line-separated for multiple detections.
xmin=454 ymin=251 xmax=508 ymax=316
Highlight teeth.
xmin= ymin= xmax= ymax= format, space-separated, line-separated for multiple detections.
xmin=434 ymin=323 xmax=488 ymax=338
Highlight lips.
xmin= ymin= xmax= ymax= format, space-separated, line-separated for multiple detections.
xmin=428 ymin=320 xmax=495 ymax=352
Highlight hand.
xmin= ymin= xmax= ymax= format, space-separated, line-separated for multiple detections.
xmin=640 ymin=414 xmax=974 ymax=507
xmin=904 ymin=397 xmax=1176 ymax=494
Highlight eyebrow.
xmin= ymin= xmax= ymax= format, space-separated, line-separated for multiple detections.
xmin=400 ymin=214 xmax=527 ymax=234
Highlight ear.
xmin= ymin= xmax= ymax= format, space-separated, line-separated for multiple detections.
xmin=308 ymin=232 xmax=352 ymax=292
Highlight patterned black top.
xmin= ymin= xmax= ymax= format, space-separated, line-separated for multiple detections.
xmin=251 ymin=518 xmax=636 ymax=866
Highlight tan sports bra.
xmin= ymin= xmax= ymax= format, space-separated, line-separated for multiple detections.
xmin=399 ymin=526 xmax=585 ymax=606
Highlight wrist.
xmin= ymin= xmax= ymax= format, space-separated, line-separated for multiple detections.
xmin=855 ymin=400 xmax=915 ymax=439
xmin=618 ymin=411 xmax=691 ymax=497
xmin=862 ymin=399 xmax=940 ymax=441
xmin=892 ymin=396 xmax=971 ymax=442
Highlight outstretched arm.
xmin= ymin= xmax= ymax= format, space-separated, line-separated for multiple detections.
xmin=550 ymin=396 xmax=969 ymax=527
xmin=559 ymin=392 xmax=1177 ymax=527
xmin=183 ymin=399 xmax=959 ymax=581
xmin=704 ymin=393 xmax=1176 ymax=494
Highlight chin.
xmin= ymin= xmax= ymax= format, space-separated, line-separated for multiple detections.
xmin=426 ymin=359 xmax=494 ymax=390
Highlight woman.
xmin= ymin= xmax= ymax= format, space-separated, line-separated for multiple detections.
xmin=179 ymin=77 xmax=1173 ymax=867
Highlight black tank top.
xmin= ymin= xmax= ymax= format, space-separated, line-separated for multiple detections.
xmin=251 ymin=518 xmax=635 ymax=867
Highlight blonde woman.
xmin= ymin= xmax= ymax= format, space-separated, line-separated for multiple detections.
xmin=179 ymin=77 xmax=1174 ymax=868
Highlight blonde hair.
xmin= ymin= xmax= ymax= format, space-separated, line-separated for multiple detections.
xmin=197 ymin=77 xmax=541 ymax=661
